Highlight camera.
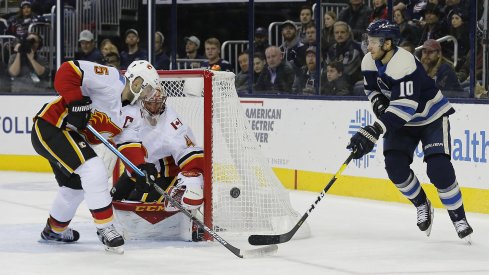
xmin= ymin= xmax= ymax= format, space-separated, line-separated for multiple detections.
xmin=18 ymin=38 xmax=35 ymax=54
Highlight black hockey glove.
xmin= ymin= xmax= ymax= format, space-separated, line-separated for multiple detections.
xmin=66 ymin=96 xmax=92 ymax=130
xmin=371 ymin=93 xmax=389 ymax=118
xmin=135 ymin=163 xmax=158 ymax=193
xmin=347 ymin=122 xmax=383 ymax=159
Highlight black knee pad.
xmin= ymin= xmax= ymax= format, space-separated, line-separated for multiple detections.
xmin=384 ymin=151 xmax=412 ymax=184
xmin=426 ymin=154 xmax=456 ymax=189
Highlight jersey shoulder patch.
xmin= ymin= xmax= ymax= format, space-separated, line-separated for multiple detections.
xmin=385 ymin=48 xmax=417 ymax=80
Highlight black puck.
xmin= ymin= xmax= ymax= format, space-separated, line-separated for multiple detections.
xmin=230 ymin=187 xmax=240 ymax=198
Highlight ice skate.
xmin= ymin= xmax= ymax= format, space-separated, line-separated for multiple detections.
xmin=96 ymin=224 xmax=125 ymax=254
xmin=453 ymin=218 xmax=473 ymax=244
xmin=40 ymin=220 xmax=80 ymax=243
xmin=416 ymin=200 xmax=434 ymax=236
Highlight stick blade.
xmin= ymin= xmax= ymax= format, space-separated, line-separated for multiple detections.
xmin=240 ymin=244 xmax=278 ymax=258
xmin=248 ymin=234 xmax=287 ymax=245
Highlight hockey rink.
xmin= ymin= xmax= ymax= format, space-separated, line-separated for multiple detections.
xmin=1 ymin=171 xmax=488 ymax=275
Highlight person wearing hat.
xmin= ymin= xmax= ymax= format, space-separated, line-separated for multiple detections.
xmin=420 ymin=39 xmax=464 ymax=97
xmin=7 ymin=0 xmax=46 ymax=38
xmin=292 ymin=46 xmax=320 ymax=95
xmin=75 ymin=29 xmax=104 ymax=64
xmin=279 ymin=20 xmax=307 ymax=70
xmin=253 ymin=27 xmax=269 ymax=57
xmin=120 ymin=28 xmax=148 ymax=70
xmin=418 ymin=3 xmax=448 ymax=45
xmin=182 ymin=35 xmax=204 ymax=69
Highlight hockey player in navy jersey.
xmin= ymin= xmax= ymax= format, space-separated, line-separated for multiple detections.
xmin=347 ymin=19 xmax=473 ymax=241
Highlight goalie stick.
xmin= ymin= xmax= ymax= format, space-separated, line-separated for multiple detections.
xmin=86 ymin=125 xmax=278 ymax=258
xmin=248 ymin=153 xmax=354 ymax=246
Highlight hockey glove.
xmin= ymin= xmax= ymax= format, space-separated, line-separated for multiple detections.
xmin=347 ymin=122 xmax=383 ymax=159
xmin=135 ymin=163 xmax=158 ymax=193
xmin=371 ymin=93 xmax=389 ymax=118
xmin=66 ymin=96 xmax=92 ymax=130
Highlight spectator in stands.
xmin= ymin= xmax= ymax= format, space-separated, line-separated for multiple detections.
xmin=103 ymin=52 xmax=120 ymax=70
xmin=154 ymin=31 xmax=170 ymax=70
xmin=235 ymin=51 xmax=250 ymax=92
xmin=253 ymin=52 xmax=266 ymax=84
xmin=338 ymin=0 xmax=372 ymax=41
xmin=418 ymin=3 xmax=448 ymax=45
xmin=182 ymin=35 xmax=204 ymax=69
xmin=320 ymin=61 xmax=352 ymax=96
xmin=420 ymin=39 xmax=465 ymax=97
xmin=255 ymin=46 xmax=295 ymax=94
xmin=297 ymin=5 xmax=313 ymax=43
xmin=7 ymin=32 xmax=51 ymax=93
xmin=326 ymin=21 xmax=364 ymax=84
xmin=393 ymin=0 xmax=427 ymax=22
xmin=303 ymin=23 xmax=317 ymax=48
xmin=253 ymin=27 xmax=269 ymax=57
xmin=393 ymin=8 xmax=420 ymax=44
xmin=279 ymin=20 xmax=306 ymax=70
xmin=369 ymin=0 xmax=388 ymax=22
xmin=7 ymin=0 xmax=45 ymax=39
xmin=447 ymin=8 xmax=469 ymax=71
xmin=0 ymin=59 xmax=11 ymax=93
xmin=74 ymin=30 xmax=104 ymax=63
xmin=201 ymin=37 xmax=233 ymax=72
xmin=120 ymin=28 xmax=148 ymax=70
xmin=321 ymin=11 xmax=336 ymax=58
xmin=400 ymin=40 xmax=416 ymax=54
xmin=100 ymin=38 xmax=119 ymax=57
xmin=293 ymin=46 xmax=320 ymax=95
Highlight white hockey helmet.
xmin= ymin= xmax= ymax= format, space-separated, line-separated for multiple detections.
xmin=124 ymin=60 xmax=161 ymax=104
xmin=140 ymin=86 xmax=167 ymax=126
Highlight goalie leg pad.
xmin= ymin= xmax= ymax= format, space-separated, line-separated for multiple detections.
xmin=166 ymin=172 xmax=204 ymax=211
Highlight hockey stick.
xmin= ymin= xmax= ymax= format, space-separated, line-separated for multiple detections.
xmin=86 ymin=125 xmax=278 ymax=258
xmin=248 ymin=152 xmax=354 ymax=245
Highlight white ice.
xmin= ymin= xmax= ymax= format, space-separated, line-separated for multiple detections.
xmin=0 ymin=171 xmax=488 ymax=275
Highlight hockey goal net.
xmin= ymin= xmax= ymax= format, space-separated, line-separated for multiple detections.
xmin=122 ymin=70 xmax=309 ymax=240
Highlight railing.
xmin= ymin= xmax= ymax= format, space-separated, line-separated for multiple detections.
xmin=96 ymin=0 xmax=121 ymax=36
xmin=0 ymin=34 xmax=16 ymax=64
xmin=221 ymin=40 xmax=248 ymax=73
xmin=414 ymin=35 xmax=459 ymax=68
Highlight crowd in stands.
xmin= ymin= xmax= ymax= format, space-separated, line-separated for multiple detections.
xmin=0 ymin=0 xmax=486 ymax=98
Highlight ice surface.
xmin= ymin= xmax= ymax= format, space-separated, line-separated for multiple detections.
xmin=0 ymin=171 xmax=488 ymax=275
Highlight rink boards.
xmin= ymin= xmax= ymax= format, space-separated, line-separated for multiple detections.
xmin=1 ymin=95 xmax=488 ymax=213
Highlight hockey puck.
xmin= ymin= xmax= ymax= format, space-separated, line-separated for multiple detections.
xmin=230 ymin=187 xmax=240 ymax=198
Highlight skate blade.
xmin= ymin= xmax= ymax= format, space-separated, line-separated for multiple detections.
xmin=424 ymin=204 xmax=435 ymax=237
xmin=462 ymin=235 xmax=472 ymax=245
xmin=105 ymin=245 xmax=124 ymax=254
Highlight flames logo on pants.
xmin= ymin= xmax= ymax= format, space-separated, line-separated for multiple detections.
xmin=81 ymin=110 xmax=122 ymax=144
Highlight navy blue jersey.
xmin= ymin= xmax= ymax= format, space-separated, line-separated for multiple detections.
xmin=361 ymin=47 xmax=454 ymax=132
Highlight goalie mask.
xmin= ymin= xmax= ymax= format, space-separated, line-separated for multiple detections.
xmin=124 ymin=60 xmax=161 ymax=105
xmin=140 ymin=86 xmax=167 ymax=126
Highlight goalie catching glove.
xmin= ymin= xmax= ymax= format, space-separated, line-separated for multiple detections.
xmin=165 ymin=171 xmax=204 ymax=212
xmin=66 ymin=96 xmax=92 ymax=130
xmin=347 ymin=122 xmax=384 ymax=159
